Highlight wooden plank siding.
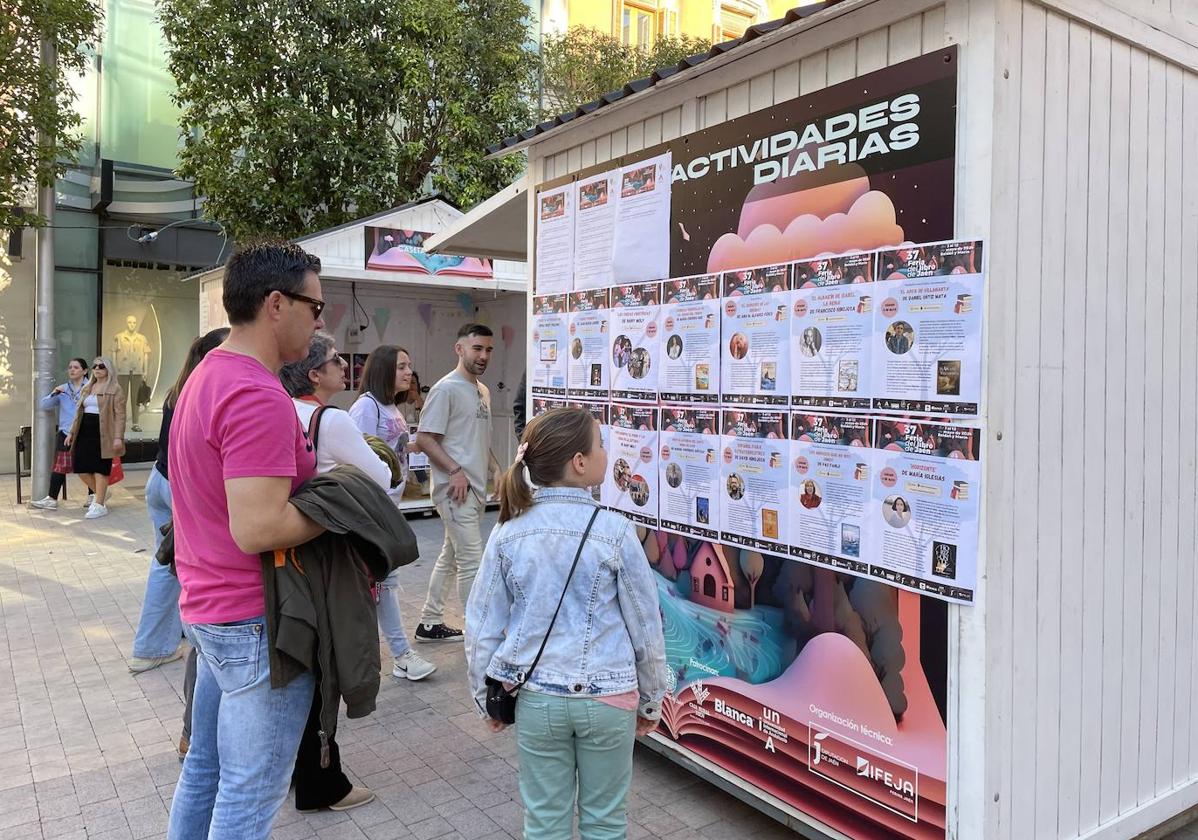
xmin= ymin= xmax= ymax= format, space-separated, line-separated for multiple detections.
xmin=520 ymin=1 xmax=1198 ymax=836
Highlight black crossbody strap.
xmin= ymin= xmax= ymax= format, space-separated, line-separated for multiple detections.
xmin=517 ymin=506 xmax=601 ymax=688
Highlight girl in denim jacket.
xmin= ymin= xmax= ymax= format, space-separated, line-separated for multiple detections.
xmin=465 ymin=407 xmax=668 ymax=840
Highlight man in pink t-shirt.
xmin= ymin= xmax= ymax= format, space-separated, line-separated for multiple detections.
xmin=167 ymin=243 xmax=328 ymax=840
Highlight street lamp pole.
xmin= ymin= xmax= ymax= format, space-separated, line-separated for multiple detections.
xmin=31 ymin=33 xmax=58 ymax=500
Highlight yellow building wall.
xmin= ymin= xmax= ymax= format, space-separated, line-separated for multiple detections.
xmin=553 ymin=1 xmax=826 ymax=44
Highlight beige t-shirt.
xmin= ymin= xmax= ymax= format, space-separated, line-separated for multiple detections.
xmin=420 ymin=370 xmax=491 ymax=502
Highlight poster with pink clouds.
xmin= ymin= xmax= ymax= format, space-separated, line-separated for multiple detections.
xmin=668 ymin=48 xmax=956 ymax=280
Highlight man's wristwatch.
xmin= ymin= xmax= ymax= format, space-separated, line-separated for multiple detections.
xmin=447 ymin=465 xmax=463 ymax=477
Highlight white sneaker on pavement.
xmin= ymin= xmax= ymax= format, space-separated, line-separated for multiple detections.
xmin=84 ymin=503 xmax=108 ymax=519
xmin=392 ymin=650 xmax=436 ymax=681
xmin=29 ymin=496 xmax=58 ymax=510
xmin=85 ymin=493 xmax=95 ymax=508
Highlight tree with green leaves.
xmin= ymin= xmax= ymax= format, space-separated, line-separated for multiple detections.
xmin=158 ymin=0 xmax=537 ymax=240
xmin=0 ymin=0 xmax=103 ymax=229
xmin=539 ymin=26 xmax=710 ymax=117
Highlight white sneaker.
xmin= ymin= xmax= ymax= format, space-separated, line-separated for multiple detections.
xmin=84 ymin=503 xmax=108 ymax=519
xmin=29 ymin=496 xmax=58 ymax=510
xmin=392 ymin=650 xmax=436 ymax=681
xmin=84 ymin=494 xmax=95 ymax=508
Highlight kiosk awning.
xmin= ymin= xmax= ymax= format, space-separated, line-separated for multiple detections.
xmin=424 ymin=176 xmax=527 ymax=261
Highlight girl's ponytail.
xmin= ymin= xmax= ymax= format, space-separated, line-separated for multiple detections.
xmin=497 ymin=457 xmax=534 ymax=522
xmin=497 ymin=407 xmax=597 ymax=523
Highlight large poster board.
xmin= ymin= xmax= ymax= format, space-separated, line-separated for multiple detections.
xmin=529 ymin=47 xmax=960 ymax=840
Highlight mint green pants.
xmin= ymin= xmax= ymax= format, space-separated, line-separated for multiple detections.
xmin=515 ymin=690 xmax=636 ymax=840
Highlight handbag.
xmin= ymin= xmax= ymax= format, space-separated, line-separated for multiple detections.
xmin=484 ymin=506 xmax=600 ymax=724
xmin=137 ymin=381 xmax=152 ymax=406
xmin=52 ymin=448 xmax=73 ymax=474
xmin=109 ymin=457 xmax=125 ymax=485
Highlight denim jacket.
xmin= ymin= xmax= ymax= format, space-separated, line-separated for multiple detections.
xmin=465 ymin=486 xmax=668 ymax=720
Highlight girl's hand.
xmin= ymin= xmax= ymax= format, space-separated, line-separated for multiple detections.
xmin=635 ymin=716 xmax=657 ymax=737
xmin=64 ymin=435 xmax=73 ymax=448
xmin=113 ymin=438 xmax=123 ymax=449
xmin=485 ymin=719 xmax=508 ymax=733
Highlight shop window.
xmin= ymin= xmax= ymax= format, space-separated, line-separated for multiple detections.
xmin=621 ymin=1 xmax=656 ymax=49
xmin=54 ymin=270 xmax=100 ymax=371
xmin=101 ymin=262 xmax=198 ymax=442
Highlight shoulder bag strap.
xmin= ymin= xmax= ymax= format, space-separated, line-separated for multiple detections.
xmin=517 ymin=506 xmax=601 ymax=688
xmin=308 ymin=404 xmax=332 ymax=454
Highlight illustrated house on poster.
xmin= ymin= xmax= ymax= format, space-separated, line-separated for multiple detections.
xmin=689 ymin=543 xmax=736 ymax=613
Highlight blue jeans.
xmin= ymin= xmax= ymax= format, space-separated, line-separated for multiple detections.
xmin=133 ymin=469 xmax=183 ymax=658
xmin=377 ymin=570 xmax=411 ymax=659
xmin=167 ymin=616 xmax=314 ymax=840
xmin=515 ymin=690 xmax=636 ymax=840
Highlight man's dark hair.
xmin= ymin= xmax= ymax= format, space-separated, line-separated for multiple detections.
xmin=456 ymin=323 xmax=493 ymax=340
xmin=223 ymin=241 xmax=321 ymax=326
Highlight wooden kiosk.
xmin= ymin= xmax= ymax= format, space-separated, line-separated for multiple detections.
xmin=430 ymin=1 xmax=1198 ymax=838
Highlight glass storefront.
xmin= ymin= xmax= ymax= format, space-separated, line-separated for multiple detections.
xmin=100 ymin=263 xmax=198 ymax=441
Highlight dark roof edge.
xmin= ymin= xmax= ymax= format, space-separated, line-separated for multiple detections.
xmin=293 ymin=195 xmax=458 ymax=243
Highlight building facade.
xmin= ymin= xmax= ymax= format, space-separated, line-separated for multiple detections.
xmin=0 ymin=0 xmax=225 ymax=472
xmin=538 ymin=0 xmax=812 ymax=45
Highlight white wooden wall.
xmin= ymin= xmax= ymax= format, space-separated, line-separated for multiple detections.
xmin=986 ymin=3 xmax=1198 ymax=836
xmin=525 ymin=0 xmax=1198 ymax=837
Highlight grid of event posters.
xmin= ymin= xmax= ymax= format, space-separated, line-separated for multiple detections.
xmin=528 ymin=237 xmax=986 ymax=605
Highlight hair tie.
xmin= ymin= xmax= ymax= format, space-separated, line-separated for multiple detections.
xmin=513 ymin=442 xmax=529 ymax=464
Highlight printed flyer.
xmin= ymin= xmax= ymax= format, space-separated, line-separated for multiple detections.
xmin=660 ymin=274 xmax=721 ymax=403
xmin=531 ymin=396 xmax=565 ymax=417
xmin=570 ymin=400 xmax=608 ymax=503
xmin=534 ymin=185 xmax=575 ymax=295
xmin=612 ymin=151 xmax=672 ymax=285
xmin=791 ymin=254 xmax=876 ymax=410
xmin=574 ymin=169 xmax=621 ymax=290
xmin=609 ymin=281 xmax=661 ymax=403
xmin=566 ymin=289 xmax=611 ymax=400
xmin=530 ymin=294 xmax=568 ymax=396
xmin=719 ymin=409 xmax=790 ymax=555
xmin=721 ymin=264 xmax=792 ymax=406
xmin=789 ymin=413 xmax=874 ymax=574
xmin=659 ymin=408 xmax=722 ymax=541
xmin=872 ymin=241 xmax=984 ymax=415
xmin=602 ymin=404 xmax=659 ymax=527
xmin=869 ymin=420 xmax=981 ymax=602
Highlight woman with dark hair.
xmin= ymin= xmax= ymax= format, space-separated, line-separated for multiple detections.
xmin=30 ymin=357 xmax=90 ymax=510
xmin=130 ymin=327 xmax=229 ymax=677
xmin=348 ymin=346 xmax=426 ymax=682
xmin=66 ymin=356 xmax=125 ymax=519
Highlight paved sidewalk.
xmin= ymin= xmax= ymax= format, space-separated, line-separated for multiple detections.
xmin=4 ymin=469 xmax=1196 ymax=840
xmin=1 ymin=469 xmax=794 ymax=840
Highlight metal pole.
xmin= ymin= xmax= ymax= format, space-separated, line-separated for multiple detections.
xmin=31 ymin=34 xmax=58 ymax=501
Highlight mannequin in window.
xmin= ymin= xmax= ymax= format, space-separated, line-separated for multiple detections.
xmin=114 ymin=314 xmax=151 ymax=432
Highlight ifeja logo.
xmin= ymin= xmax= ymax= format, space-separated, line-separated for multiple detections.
xmin=857 ymin=756 xmax=917 ymax=798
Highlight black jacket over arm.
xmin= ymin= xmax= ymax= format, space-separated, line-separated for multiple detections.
xmin=261 ymin=465 xmax=419 ymax=754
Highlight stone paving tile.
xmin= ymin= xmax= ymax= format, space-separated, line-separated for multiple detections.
xmin=4 ymin=469 xmax=1197 ymax=840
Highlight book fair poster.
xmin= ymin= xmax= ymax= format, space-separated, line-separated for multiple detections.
xmin=868 ymin=420 xmax=980 ymax=602
xmin=790 ymin=413 xmax=873 ymax=574
xmin=720 ymin=264 xmax=792 ymax=406
xmin=609 ymin=281 xmax=661 ymax=403
xmin=534 ymin=185 xmax=574 ymax=295
xmin=566 ymin=289 xmax=610 ymax=400
xmin=791 ymin=254 xmax=876 ymax=409
xmin=659 ymin=408 xmax=721 ymax=541
xmin=602 ymin=404 xmax=659 ymax=527
xmin=719 ymin=409 xmax=790 ymax=555
xmin=529 ymin=47 xmax=961 ymax=840
xmin=574 ymin=170 xmax=620 ymax=290
xmin=871 ymin=241 xmax=984 ymax=415
xmin=530 ymin=294 xmax=568 ymax=396
xmin=611 ymin=152 xmax=672 ymax=285
xmin=660 ymin=274 xmax=721 ymax=403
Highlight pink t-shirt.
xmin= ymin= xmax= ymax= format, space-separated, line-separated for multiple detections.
xmin=169 ymin=349 xmax=316 ymax=624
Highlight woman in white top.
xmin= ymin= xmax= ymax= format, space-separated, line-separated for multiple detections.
xmin=346 ymin=346 xmax=427 ymax=676
xmin=279 ymin=333 xmax=435 ymax=814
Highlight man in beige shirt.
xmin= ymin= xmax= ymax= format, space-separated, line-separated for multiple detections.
xmin=113 ymin=315 xmax=151 ymax=431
